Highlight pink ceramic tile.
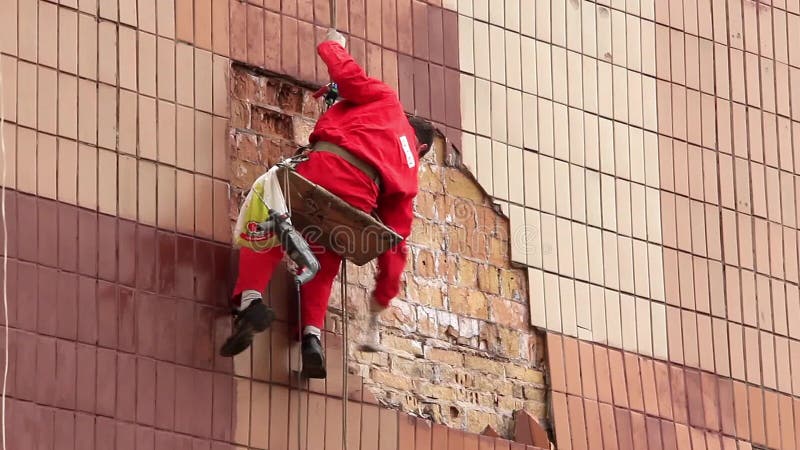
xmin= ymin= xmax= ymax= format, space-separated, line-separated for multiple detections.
xmin=754 ymin=220 xmax=770 ymax=276
xmin=729 ymin=323 xmax=745 ymax=381
xmin=594 ymin=346 xmax=613 ymax=405
xmin=712 ymin=317 xmax=731 ymax=377
xmin=737 ymin=213 xmax=754 ymax=271
xmin=733 ymin=382 xmax=750 ymax=439
xmin=779 ymin=394 xmax=796 ymax=450
xmin=575 ymin=342 xmax=597 ymax=401
xmin=761 ymin=331 xmax=777 ymax=390
xmin=552 ymin=392 xmax=571 ymax=450
xmin=745 ymin=326 xmax=761 ymax=384
xmin=747 ymin=386 xmax=766 ymax=446
xmin=547 ymin=333 xmax=567 ymax=393
xmin=741 ymin=269 xmax=757 ymax=328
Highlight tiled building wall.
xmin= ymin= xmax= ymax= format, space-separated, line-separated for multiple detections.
xmin=449 ymin=0 xmax=800 ymax=448
xmin=227 ymin=66 xmax=548 ymax=437
xmin=0 ymin=0 xmax=551 ymax=448
xmin=0 ymin=0 xmax=240 ymax=446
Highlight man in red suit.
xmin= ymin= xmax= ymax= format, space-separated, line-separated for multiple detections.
xmin=220 ymin=29 xmax=435 ymax=379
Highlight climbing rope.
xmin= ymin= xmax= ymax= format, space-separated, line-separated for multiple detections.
xmin=323 ymin=3 xmax=351 ymax=445
xmin=279 ymin=162 xmax=305 ymax=449
xmin=340 ymin=259 xmax=349 ymax=450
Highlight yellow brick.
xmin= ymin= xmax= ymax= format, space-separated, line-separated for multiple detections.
xmin=417 ymin=382 xmax=460 ymax=401
xmin=450 ymin=288 xmax=489 ymax=320
xmin=457 ymin=259 xmax=479 ymax=287
xmin=444 ymin=168 xmax=485 ymax=202
xmin=380 ymin=334 xmax=423 ymax=357
xmin=465 ymin=409 xmax=500 ymax=434
xmin=426 ymin=347 xmax=465 ymax=366
xmin=500 ymin=269 xmax=526 ymax=300
xmin=478 ymin=265 xmax=501 ymax=294
xmin=497 ymin=395 xmax=524 ymax=411
xmin=419 ymin=165 xmax=445 ymax=192
xmin=371 ymin=368 xmax=414 ymax=391
xmin=465 ymin=355 xmax=505 ymax=376
xmin=505 ymin=365 xmax=546 ymax=384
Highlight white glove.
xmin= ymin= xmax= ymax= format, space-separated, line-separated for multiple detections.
xmin=326 ymin=28 xmax=347 ymax=48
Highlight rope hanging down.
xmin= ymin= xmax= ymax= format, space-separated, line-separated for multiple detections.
xmin=326 ymin=1 xmax=349 ymax=444
xmin=340 ymin=261 xmax=349 ymax=450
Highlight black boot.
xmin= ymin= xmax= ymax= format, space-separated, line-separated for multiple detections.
xmin=219 ymin=299 xmax=275 ymax=357
xmin=301 ymin=334 xmax=327 ymax=379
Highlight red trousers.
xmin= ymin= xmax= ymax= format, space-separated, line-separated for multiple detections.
xmin=231 ymin=152 xmax=380 ymax=330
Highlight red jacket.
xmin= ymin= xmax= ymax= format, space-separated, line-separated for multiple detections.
xmin=308 ymin=40 xmax=420 ymax=305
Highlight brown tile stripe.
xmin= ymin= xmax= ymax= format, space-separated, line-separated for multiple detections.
xmin=226 ymin=0 xmax=461 ymax=146
xmin=1 ymin=187 xmax=545 ymax=448
xmin=547 ymin=332 xmax=800 ymax=449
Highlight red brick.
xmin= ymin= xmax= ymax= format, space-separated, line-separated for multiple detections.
xmin=428 ymin=6 xmax=444 ymax=65
xmin=430 ymin=63 xmax=446 ymax=120
xmin=95 ymin=348 xmax=116 ymax=416
xmin=37 ymin=406 xmax=56 ymax=450
xmin=157 ymin=232 xmax=177 ymax=296
xmin=246 ymin=5 xmax=264 ymax=67
xmin=490 ymin=297 xmax=528 ymax=329
xmin=118 ymin=288 xmax=136 ymax=352
xmin=38 ymin=199 xmax=59 ymax=267
xmin=349 ymin=0 xmax=366 ymax=37
xmin=96 ymin=281 xmax=118 ymax=348
xmin=118 ymin=220 xmax=137 ymax=287
xmin=74 ymin=344 xmax=96 ymax=413
xmin=58 ymin=202 xmax=79 ymax=272
xmin=16 ymin=263 xmax=36 ymax=333
xmin=414 ymin=59 xmax=431 ymax=118
xmin=174 ymin=300 xmax=195 ymax=367
xmin=1 ymin=260 xmax=17 ymax=329
xmin=155 ymin=430 xmax=176 ymax=450
xmin=38 ymin=266 xmax=58 ymax=336
xmin=16 ymin=195 xmax=37 ymax=263
xmin=76 ymin=277 xmax=97 ymax=343
xmin=212 ymin=374 xmax=234 ymax=441
xmin=54 ymin=340 xmax=77 ymax=409
xmin=412 ymin=1 xmax=429 ymax=59
xmin=136 ymin=226 xmax=158 ymax=291
xmin=156 ymin=296 xmax=179 ymax=362
xmin=298 ymin=0 xmax=313 ymax=21
xmin=36 ymin=337 xmax=57 ymax=406
xmin=279 ymin=0 xmax=296 ymax=14
xmin=444 ymin=69 xmax=461 ymax=128
xmin=116 ymin=422 xmax=136 ymax=450
xmin=2 ymin=192 xmax=17 ymax=259
xmin=75 ymin=413 xmax=95 ymax=450
xmin=176 ymin=236 xmax=195 ymax=299
xmin=282 ymin=16 xmax=300 ymax=77
xmin=229 ymin=0 xmax=247 ymax=61
xmin=314 ymin=0 xmax=331 ymax=27
xmin=193 ymin=307 xmax=216 ymax=367
xmin=251 ymin=106 xmax=294 ymax=138
xmin=398 ymin=55 xmax=415 ymax=112
xmin=15 ymin=331 xmax=36 ymax=401
xmin=116 ymin=353 xmax=137 ymax=421
xmin=298 ymin=21 xmax=316 ymax=82
xmin=95 ymin=417 xmax=115 ymax=449
xmin=136 ymin=357 xmax=157 ymax=426
xmin=156 ymin=361 xmax=176 ymax=430
xmin=194 ymin=241 xmax=217 ymax=305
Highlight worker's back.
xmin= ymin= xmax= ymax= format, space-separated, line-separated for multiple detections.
xmin=309 ymin=93 xmax=421 ymax=203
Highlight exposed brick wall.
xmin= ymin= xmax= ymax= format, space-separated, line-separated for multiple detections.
xmin=228 ymin=65 xmax=548 ymax=438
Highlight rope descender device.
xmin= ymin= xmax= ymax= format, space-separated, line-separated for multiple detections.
xmin=313 ymin=82 xmax=340 ymax=109
xmin=257 ymin=209 xmax=320 ymax=286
